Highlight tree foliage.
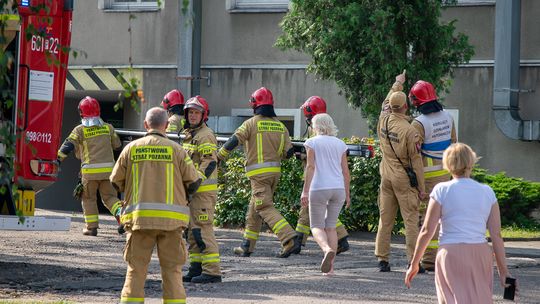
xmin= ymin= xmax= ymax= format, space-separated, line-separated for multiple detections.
xmin=276 ymin=0 xmax=474 ymax=129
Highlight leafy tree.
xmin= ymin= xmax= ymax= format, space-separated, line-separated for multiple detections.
xmin=276 ymin=0 xmax=474 ymax=129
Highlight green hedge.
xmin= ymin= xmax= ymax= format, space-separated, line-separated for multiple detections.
xmin=216 ymin=147 xmax=383 ymax=231
xmin=216 ymin=149 xmax=540 ymax=231
xmin=472 ymin=168 xmax=540 ymax=228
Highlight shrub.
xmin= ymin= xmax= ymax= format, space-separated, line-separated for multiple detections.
xmin=341 ymin=149 xmax=382 ymax=231
xmin=216 ymin=143 xmax=384 ymax=231
xmin=215 ymin=150 xmax=251 ymax=227
xmin=472 ymin=168 xmax=540 ymax=228
xmin=216 ymin=148 xmax=540 ymax=231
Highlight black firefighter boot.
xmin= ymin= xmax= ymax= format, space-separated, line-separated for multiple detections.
xmin=295 ymin=232 xmax=307 ymax=254
xmin=233 ymin=239 xmax=252 ymax=257
xmin=183 ymin=262 xmax=202 ymax=282
xmin=297 ymin=231 xmax=308 ymax=246
xmin=191 ymin=273 xmax=222 ymax=284
xmin=336 ymin=236 xmax=350 ymax=255
xmin=277 ymin=236 xmax=301 ymax=258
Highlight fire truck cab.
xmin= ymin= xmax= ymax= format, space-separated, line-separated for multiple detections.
xmin=0 ymin=0 xmax=73 ymax=230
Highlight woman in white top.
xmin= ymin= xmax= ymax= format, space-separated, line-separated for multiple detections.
xmin=300 ymin=113 xmax=351 ymax=274
xmin=405 ymin=143 xmax=514 ymax=303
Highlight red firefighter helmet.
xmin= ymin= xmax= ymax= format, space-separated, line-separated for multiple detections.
xmin=409 ymin=80 xmax=437 ymax=107
xmin=249 ymin=87 xmax=273 ymax=109
xmin=184 ymin=96 xmax=209 ymax=122
xmin=301 ymin=96 xmax=327 ymax=119
xmin=78 ymin=96 xmax=100 ymax=118
xmin=161 ymin=89 xmax=185 ymax=111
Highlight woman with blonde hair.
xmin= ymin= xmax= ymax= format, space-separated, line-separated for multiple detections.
xmin=301 ymin=113 xmax=351 ymax=275
xmin=405 ymin=143 xmax=514 ymax=303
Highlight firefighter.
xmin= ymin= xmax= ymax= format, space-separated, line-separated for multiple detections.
xmin=161 ymin=89 xmax=186 ymax=134
xmin=57 ymin=96 xmax=123 ymax=236
xmin=296 ymin=96 xmax=350 ymax=254
xmin=110 ymin=107 xmax=202 ymax=304
xmin=181 ymin=96 xmax=222 ymax=284
xmin=375 ymin=72 xmax=426 ymax=272
xmin=217 ymin=87 xmax=301 ymax=258
xmin=409 ymin=80 xmax=457 ymax=271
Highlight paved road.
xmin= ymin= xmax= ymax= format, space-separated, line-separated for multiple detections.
xmin=1 ymin=210 xmax=539 ymax=303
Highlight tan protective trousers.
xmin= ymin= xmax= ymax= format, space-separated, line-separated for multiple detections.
xmin=296 ymin=205 xmax=349 ymax=245
xmin=419 ymin=173 xmax=450 ymax=268
xmin=243 ymin=174 xmax=296 ymax=252
xmin=375 ymin=176 xmax=420 ymax=262
xmin=81 ymin=178 xmax=122 ymax=229
xmin=120 ymin=228 xmax=187 ymax=304
xmin=187 ymin=192 xmax=221 ymax=276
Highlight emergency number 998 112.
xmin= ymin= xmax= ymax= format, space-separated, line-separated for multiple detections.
xmin=26 ymin=131 xmax=52 ymax=143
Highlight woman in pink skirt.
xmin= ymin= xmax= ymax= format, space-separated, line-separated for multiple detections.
xmin=404 ymin=143 xmax=514 ymax=303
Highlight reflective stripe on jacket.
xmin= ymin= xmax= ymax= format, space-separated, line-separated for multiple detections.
xmin=166 ymin=114 xmax=185 ymax=133
xmin=121 ymin=202 xmax=190 ymax=224
xmin=182 ymin=124 xmax=218 ymax=193
xmin=110 ymin=131 xmax=200 ymax=230
xmin=232 ymin=115 xmax=292 ymax=178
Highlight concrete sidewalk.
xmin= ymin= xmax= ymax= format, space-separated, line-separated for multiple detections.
xmin=1 ymin=210 xmax=538 ymax=303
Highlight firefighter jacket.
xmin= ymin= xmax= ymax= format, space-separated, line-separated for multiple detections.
xmin=182 ymin=124 xmax=218 ymax=194
xmin=219 ymin=115 xmax=293 ymax=178
xmin=110 ymin=130 xmax=201 ymax=231
xmin=166 ymin=114 xmax=185 ymax=134
xmin=412 ymin=111 xmax=457 ymax=179
xmin=378 ymin=81 xmax=425 ymax=193
xmin=57 ymin=122 xmax=121 ymax=180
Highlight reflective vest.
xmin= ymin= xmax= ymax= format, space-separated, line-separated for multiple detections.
xmin=110 ymin=131 xmax=200 ymax=231
xmin=414 ymin=111 xmax=454 ymax=159
xmin=59 ymin=123 xmax=121 ymax=180
xmin=413 ymin=111 xmax=455 ymax=179
xmin=182 ymin=124 xmax=218 ymax=193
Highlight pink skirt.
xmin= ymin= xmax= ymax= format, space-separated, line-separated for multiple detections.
xmin=435 ymin=243 xmax=494 ymax=304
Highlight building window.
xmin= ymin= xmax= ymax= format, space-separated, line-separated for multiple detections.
xmin=226 ymin=0 xmax=290 ymax=13
xmin=231 ymin=108 xmax=301 ymax=138
xmin=101 ymin=0 xmax=160 ymax=11
xmin=452 ymin=0 xmax=495 ymax=6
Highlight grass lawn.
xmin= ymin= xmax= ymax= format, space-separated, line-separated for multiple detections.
xmin=500 ymin=226 xmax=540 ymax=239
xmin=399 ymin=226 xmax=540 ymax=240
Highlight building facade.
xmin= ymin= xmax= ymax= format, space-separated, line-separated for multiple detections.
xmin=37 ymin=0 xmax=540 ymax=210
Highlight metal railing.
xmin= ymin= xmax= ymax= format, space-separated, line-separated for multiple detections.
xmin=115 ymin=129 xmax=374 ymax=158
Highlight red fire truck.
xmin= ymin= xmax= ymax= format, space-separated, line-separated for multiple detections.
xmin=0 ymin=0 xmax=73 ymax=230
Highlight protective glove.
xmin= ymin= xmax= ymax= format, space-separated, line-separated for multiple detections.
xmin=72 ymin=178 xmax=84 ymax=200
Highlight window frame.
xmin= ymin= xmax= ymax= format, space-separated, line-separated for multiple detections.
xmin=452 ymin=0 xmax=495 ymax=6
xmin=226 ymin=0 xmax=290 ymax=13
xmin=100 ymin=0 xmax=161 ymax=12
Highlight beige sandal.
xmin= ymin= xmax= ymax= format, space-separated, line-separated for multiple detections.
xmin=321 ymin=250 xmax=336 ymax=273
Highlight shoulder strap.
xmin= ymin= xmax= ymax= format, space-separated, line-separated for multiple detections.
xmin=385 ymin=116 xmax=411 ymax=169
